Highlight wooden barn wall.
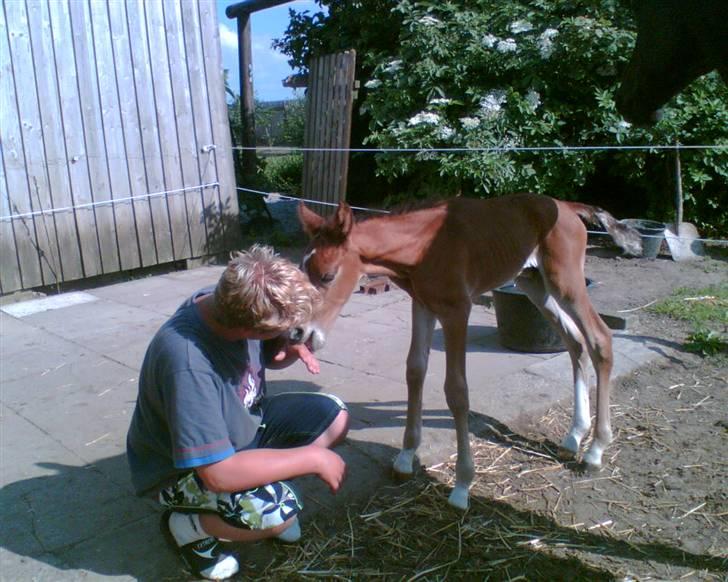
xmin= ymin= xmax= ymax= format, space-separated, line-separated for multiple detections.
xmin=0 ymin=0 xmax=239 ymax=294
xmin=302 ymin=50 xmax=356 ymax=217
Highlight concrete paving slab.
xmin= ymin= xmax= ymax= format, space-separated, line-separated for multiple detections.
xmin=0 ymin=548 xmax=75 ymax=582
xmin=57 ymin=512 xmax=178 ymax=581
xmin=19 ymin=299 xmax=166 ymax=348
xmin=0 ymin=403 xmax=88 ymax=488
xmin=1 ymin=327 xmax=93 ymax=385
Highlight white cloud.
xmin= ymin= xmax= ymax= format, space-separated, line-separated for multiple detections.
xmin=219 ymin=22 xmax=238 ymax=50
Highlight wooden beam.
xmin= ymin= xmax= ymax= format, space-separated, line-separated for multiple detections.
xmin=236 ymin=13 xmax=257 ymax=184
xmin=226 ymin=0 xmax=293 ymax=19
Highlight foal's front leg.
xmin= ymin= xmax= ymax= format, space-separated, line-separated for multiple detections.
xmin=393 ymin=300 xmax=436 ymax=478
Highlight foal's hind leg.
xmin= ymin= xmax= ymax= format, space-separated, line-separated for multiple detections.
xmin=545 ymin=276 xmax=614 ymax=468
xmin=393 ymin=300 xmax=436 ymax=477
xmin=515 ymin=272 xmax=592 ymax=458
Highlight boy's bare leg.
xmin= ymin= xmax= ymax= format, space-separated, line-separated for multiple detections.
xmin=313 ymin=409 xmax=349 ymax=449
xmin=199 ymin=514 xmax=297 ymax=542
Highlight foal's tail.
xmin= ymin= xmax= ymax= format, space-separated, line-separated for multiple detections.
xmin=567 ymin=202 xmax=643 ymax=256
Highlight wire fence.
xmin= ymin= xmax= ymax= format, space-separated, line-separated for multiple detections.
xmin=234 ymin=143 xmax=728 ymax=154
xmin=236 ymin=141 xmax=727 ymax=244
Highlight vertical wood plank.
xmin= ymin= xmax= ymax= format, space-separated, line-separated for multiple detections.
xmin=313 ymin=58 xmax=330 ymax=216
xmin=48 ymin=0 xmax=102 ymax=277
xmin=180 ymin=0 xmax=216 ymax=257
xmin=1 ymin=3 xmax=31 ymax=292
xmin=199 ymin=0 xmax=240 ymax=253
xmin=301 ymin=55 xmax=314 ymax=207
xmin=338 ymin=51 xmax=356 ymax=200
xmin=127 ymin=0 xmax=173 ymax=263
xmin=89 ymin=0 xmax=141 ymax=271
xmin=145 ymin=0 xmax=190 ymax=260
xmin=164 ymin=0 xmax=206 ymax=258
xmin=321 ymin=54 xmax=334 ymax=210
xmin=26 ymin=0 xmax=84 ymax=282
xmin=0 ymin=134 xmax=22 ymax=293
xmin=107 ymin=0 xmax=156 ymax=267
xmin=69 ymin=0 xmax=119 ymax=274
xmin=304 ymin=55 xmax=325 ymax=213
xmin=3 ymin=0 xmax=51 ymax=288
xmin=303 ymin=52 xmax=355 ymax=217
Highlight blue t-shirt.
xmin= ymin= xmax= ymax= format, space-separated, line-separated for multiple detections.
xmin=126 ymin=289 xmax=267 ymax=495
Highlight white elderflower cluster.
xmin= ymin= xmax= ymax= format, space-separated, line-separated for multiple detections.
xmin=479 ymin=90 xmax=507 ymax=118
xmin=418 ymin=15 xmax=441 ymax=26
xmin=482 ymin=33 xmax=499 ymax=48
xmin=496 ymin=38 xmax=518 ymax=53
xmin=408 ymin=112 xmax=442 ymax=126
xmin=538 ymin=28 xmax=559 ymax=58
xmin=437 ymin=126 xmax=455 ymax=140
xmin=365 ymin=79 xmax=382 ymax=89
xmin=383 ymin=60 xmax=403 ymax=74
xmin=525 ymin=90 xmax=541 ymax=110
xmin=459 ymin=116 xmax=481 ymax=130
xmin=510 ymin=20 xmax=533 ymax=34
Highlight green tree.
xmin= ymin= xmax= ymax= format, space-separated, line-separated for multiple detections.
xmin=276 ymin=0 xmax=728 ymax=235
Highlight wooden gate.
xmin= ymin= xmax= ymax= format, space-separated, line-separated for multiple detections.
xmin=302 ymin=50 xmax=357 ymax=216
xmin=0 ymin=0 xmax=239 ymax=294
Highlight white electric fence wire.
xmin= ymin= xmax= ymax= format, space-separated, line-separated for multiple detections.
xmin=0 ymin=183 xmax=220 ymax=222
xmin=235 ymin=144 xmax=728 ymax=153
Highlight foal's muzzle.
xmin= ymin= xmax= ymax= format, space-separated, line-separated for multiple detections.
xmin=288 ymin=325 xmax=326 ymax=352
xmin=289 ymin=326 xmax=306 ymax=344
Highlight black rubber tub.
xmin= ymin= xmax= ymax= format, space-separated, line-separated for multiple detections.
xmin=492 ymin=279 xmax=593 ymax=353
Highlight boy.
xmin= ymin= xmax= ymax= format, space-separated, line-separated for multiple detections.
xmin=127 ymin=245 xmax=349 ymax=579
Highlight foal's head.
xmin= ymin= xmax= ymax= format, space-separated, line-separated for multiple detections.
xmin=292 ymin=202 xmax=363 ymax=351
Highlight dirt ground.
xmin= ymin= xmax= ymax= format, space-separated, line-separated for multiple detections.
xmin=237 ymin=239 xmax=728 ymax=581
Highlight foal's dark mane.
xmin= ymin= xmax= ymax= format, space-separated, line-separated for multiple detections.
xmin=347 ymin=197 xmax=449 ymax=225
xmin=388 ymin=196 xmax=449 ymax=215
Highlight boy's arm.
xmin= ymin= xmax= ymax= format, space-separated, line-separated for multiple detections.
xmin=196 ymin=445 xmax=345 ymax=493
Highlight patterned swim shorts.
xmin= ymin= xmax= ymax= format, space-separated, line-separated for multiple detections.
xmin=159 ymin=472 xmax=301 ymax=530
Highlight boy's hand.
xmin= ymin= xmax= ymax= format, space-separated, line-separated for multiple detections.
xmin=272 ymin=342 xmax=320 ymax=374
xmin=313 ymin=447 xmax=347 ymax=493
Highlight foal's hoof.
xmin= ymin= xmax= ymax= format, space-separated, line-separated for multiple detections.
xmin=582 ymin=445 xmax=605 ymax=470
xmin=391 ymin=468 xmax=414 ymax=482
xmin=392 ymin=450 xmax=416 ymax=479
xmin=582 ymin=461 xmax=602 ymax=474
xmin=447 ymin=486 xmax=469 ymax=511
xmin=557 ymin=446 xmax=578 ymax=462
xmin=559 ymin=434 xmax=581 ymax=460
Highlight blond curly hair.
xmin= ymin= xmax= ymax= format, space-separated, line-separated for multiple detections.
xmin=213 ymin=245 xmax=321 ymax=333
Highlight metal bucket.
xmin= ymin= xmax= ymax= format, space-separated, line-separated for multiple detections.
xmin=621 ymin=219 xmax=665 ymax=259
xmin=492 ymin=279 xmax=593 ymax=353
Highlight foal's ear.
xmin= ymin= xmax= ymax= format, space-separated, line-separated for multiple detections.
xmin=334 ymin=201 xmax=353 ymax=237
xmin=298 ymin=202 xmax=325 ymax=237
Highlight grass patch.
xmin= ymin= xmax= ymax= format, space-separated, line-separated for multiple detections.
xmin=649 ymin=284 xmax=728 ymax=356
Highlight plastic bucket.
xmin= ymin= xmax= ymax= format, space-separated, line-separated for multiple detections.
xmin=492 ymin=279 xmax=593 ymax=353
xmin=621 ymin=219 xmax=665 ymax=258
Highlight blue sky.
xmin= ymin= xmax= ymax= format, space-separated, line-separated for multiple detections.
xmin=216 ymin=0 xmax=320 ymax=102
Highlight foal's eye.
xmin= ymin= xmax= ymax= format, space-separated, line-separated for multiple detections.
xmin=320 ymin=272 xmax=336 ymax=284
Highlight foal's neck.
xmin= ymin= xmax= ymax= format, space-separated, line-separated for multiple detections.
xmin=353 ymin=206 xmax=447 ymax=273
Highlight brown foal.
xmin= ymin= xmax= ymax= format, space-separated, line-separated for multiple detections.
xmin=296 ymin=193 xmax=641 ymax=509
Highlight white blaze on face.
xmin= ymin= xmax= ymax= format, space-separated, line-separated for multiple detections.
xmin=301 ymin=248 xmax=316 ymax=274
